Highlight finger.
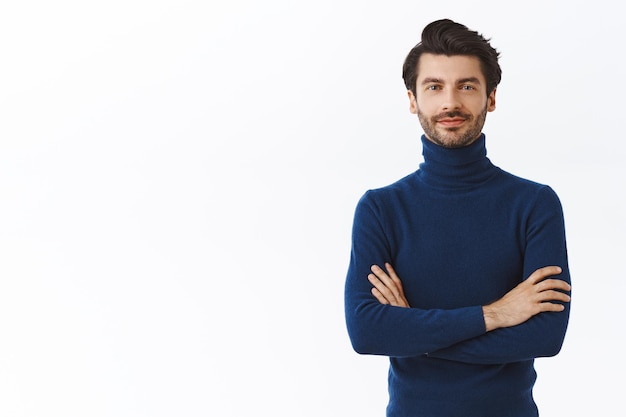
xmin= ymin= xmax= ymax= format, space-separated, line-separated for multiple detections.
xmin=537 ymin=301 xmax=566 ymax=313
xmin=371 ymin=287 xmax=390 ymax=305
xmin=385 ymin=263 xmax=404 ymax=289
xmin=371 ymin=264 xmax=390 ymax=281
xmin=537 ymin=289 xmax=571 ymax=304
xmin=371 ymin=265 xmax=402 ymax=300
xmin=368 ymin=273 xmax=397 ymax=304
xmin=383 ymin=263 xmax=410 ymax=307
xmin=536 ymin=278 xmax=571 ymax=293
xmin=527 ymin=266 xmax=562 ymax=284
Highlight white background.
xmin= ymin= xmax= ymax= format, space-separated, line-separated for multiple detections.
xmin=1 ymin=1 xmax=623 ymax=416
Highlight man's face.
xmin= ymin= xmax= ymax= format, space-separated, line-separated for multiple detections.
xmin=408 ymin=53 xmax=496 ymax=148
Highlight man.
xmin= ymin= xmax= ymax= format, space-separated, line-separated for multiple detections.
xmin=344 ymin=19 xmax=571 ymax=417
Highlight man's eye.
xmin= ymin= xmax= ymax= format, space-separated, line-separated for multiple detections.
xmin=427 ymin=85 xmax=440 ymax=91
xmin=461 ymin=85 xmax=475 ymax=90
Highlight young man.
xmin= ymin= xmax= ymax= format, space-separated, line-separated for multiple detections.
xmin=344 ymin=19 xmax=571 ymax=416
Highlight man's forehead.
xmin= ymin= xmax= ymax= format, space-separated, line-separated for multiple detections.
xmin=416 ymin=53 xmax=484 ymax=82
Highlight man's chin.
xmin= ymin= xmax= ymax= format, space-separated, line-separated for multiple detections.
xmin=427 ymin=134 xmax=475 ymax=149
xmin=440 ymin=141 xmax=470 ymax=149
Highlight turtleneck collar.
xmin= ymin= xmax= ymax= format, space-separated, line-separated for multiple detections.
xmin=416 ymin=133 xmax=498 ymax=190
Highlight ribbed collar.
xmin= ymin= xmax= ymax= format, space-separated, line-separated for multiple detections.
xmin=416 ymin=133 xmax=497 ymax=190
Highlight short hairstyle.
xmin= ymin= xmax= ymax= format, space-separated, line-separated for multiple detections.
xmin=402 ymin=19 xmax=502 ymax=96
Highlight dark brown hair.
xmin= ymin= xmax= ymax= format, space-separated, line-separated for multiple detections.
xmin=402 ymin=19 xmax=502 ymax=96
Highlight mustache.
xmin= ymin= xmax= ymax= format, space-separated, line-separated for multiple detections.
xmin=435 ymin=111 xmax=471 ymax=120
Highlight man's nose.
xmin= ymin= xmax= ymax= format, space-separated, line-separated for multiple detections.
xmin=441 ymin=89 xmax=462 ymax=111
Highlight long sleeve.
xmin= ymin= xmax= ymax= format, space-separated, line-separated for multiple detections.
xmin=344 ymin=191 xmax=487 ymax=358
xmin=344 ymin=135 xmax=571 ymax=415
xmin=427 ymin=186 xmax=571 ymax=364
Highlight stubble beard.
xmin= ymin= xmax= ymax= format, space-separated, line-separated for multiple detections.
xmin=417 ymin=105 xmax=488 ymax=149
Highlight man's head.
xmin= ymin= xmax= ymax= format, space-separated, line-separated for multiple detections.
xmin=403 ymin=19 xmax=501 ymax=98
xmin=402 ymin=19 xmax=502 ymax=148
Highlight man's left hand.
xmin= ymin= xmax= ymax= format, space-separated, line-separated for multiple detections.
xmin=368 ymin=263 xmax=410 ymax=308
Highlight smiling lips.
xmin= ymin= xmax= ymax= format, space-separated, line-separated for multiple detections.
xmin=437 ymin=117 xmax=466 ymax=128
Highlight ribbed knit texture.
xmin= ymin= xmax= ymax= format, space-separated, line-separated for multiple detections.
xmin=344 ymin=134 xmax=570 ymax=417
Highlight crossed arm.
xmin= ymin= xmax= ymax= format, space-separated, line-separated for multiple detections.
xmin=368 ymin=263 xmax=571 ymax=332
xmin=346 ymin=186 xmax=571 ymax=360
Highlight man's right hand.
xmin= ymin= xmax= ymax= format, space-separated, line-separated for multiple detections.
xmin=482 ymin=266 xmax=571 ymax=332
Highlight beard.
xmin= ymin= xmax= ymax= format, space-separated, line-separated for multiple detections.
xmin=417 ymin=105 xmax=488 ymax=148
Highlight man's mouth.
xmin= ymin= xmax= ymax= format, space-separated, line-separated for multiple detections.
xmin=436 ymin=117 xmax=466 ymax=127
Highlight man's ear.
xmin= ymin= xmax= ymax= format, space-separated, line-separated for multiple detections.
xmin=487 ymin=88 xmax=497 ymax=112
xmin=408 ymin=90 xmax=417 ymax=114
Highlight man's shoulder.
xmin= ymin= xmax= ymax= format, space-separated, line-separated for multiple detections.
xmin=496 ymin=167 xmax=551 ymax=190
xmin=363 ymin=171 xmax=418 ymax=197
xmin=495 ymin=168 xmax=562 ymax=204
xmin=354 ymin=171 xmax=419 ymax=213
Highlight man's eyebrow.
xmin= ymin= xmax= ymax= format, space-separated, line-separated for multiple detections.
xmin=457 ymin=77 xmax=482 ymax=84
xmin=420 ymin=77 xmax=483 ymax=85
xmin=420 ymin=77 xmax=442 ymax=85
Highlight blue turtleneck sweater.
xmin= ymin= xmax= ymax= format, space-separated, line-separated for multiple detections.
xmin=344 ymin=134 xmax=570 ymax=417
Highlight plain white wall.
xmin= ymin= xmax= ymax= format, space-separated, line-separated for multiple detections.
xmin=0 ymin=1 xmax=623 ymax=415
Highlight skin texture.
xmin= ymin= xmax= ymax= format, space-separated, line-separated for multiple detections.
xmin=369 ymin=53 xmax=572 ymax=331
xmin=407 ymin=53 xmax=496 ymax=148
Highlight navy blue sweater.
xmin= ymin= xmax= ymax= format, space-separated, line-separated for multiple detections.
xmin=345 ymin=134 xmax=570 ymax=416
